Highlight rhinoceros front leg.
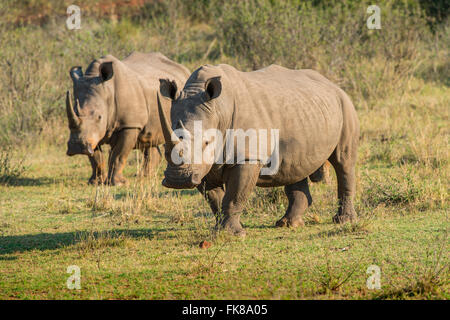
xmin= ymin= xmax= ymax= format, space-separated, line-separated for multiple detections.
xmin=107 ymin=129 xmax=139 ymax=186
xmin=142 ymin=146 xmax=162 ymax=177
xmin=88 ymin=146 xmax=107 ymax=185
xmin=219 ymin=164 xmax=261 ymax=237
xmin=197 ymin=183 xmax=225 ymax=222
xmin=275 ymin=178 xmax=312 ymax=228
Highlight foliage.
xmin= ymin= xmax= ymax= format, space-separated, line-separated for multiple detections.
xmin=0 ymin=148 xmax=27 ymax=185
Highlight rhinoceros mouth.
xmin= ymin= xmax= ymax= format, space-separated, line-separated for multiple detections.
xmin=162 ymin=166 xmax=201 ymax=189
xmin=162 ymin=178 xmax=197 ymax=189
xmin=67 ymin=142 xmax=94 ymax=156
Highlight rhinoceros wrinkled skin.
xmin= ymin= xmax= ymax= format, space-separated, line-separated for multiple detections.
xmin=66 ymin=52 xmax=190 ymax=185
xmin=157 ymin=64 xmax=359 ymax=236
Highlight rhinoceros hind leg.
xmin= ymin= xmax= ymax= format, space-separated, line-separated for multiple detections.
xmin=323 ymin=161 xmax=331 ymax=184
xmin=309 ymin=161 xmax=331 ymax=184
xmin=329 ymin=156 xmax=357 ymax=223
xmin=276 ymin=178 xmax=311 ymax=228
xmin=142 ymin=146 xmax=162 ymax=177
xmin=329 ymin=102 xmax=359 ymax=223
xmin=330 ymin=158 xmax=357 ymax=224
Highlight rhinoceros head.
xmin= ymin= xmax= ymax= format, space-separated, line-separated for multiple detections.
xmin=66 ymin=62 xmax=113 ymax=156
xmin=157 ymin=76 xmax=223 ymax=189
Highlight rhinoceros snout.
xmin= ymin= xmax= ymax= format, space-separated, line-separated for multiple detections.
xmin=162 ymin=177 xmax=198 ymax=189
xmin=67 ymin=142 xmax=94 ymax=157
xmin=162 ymin=166 xmax=200 ymax=189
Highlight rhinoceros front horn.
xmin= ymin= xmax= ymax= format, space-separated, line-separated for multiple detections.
xmin=157 ymin=92 xmax=178 ymax=146
xmin=66 ymin=91 xmax=81 ymax=129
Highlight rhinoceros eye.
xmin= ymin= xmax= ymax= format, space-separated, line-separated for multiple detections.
xmin=97 ymin=115 xmax=102 ymax=121
xmin=204 ymin=136 xmax=214 ymax=146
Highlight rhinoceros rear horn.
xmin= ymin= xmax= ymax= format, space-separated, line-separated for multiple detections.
xmin=66 ymin=91 xmax=81 ymax=129
xmin=69 ymin=66 xmax=83 ymax=82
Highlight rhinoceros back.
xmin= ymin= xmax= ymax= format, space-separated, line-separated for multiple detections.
xmin=122 ymin=52 xmax=190 ymax=89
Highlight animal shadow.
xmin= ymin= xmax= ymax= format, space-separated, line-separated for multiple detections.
xmin=0 ymin=176 xmax=54 ymax=187
xmin=0 ymin=228 xmax=170 ymax=257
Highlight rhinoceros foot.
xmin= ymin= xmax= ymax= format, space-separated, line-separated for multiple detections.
xmin=332 ymin=213 xmax=357 ymax=224
xmin=332 ymin=205 xmax=357 ymax=224
xmin=275 ymin=216 xmax=305 ymax=228
xmin=88 ymin=176 xmax=106 ymax=185
xmin=108 ymin=176 xmax=128 ymax=187
xmin=217 ymin=215 xmax=246 ymax=237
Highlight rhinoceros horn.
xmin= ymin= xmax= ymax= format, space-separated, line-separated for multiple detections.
xmin=157 ymin=92 xmax=179 ymax=147
xmin=66 ymin=91 xmax=81 ymax=129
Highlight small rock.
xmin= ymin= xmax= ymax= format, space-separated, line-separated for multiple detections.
xmin=199 ymin=240 xmax=212 ymax=249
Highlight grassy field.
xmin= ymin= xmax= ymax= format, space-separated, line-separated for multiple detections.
xmin=0 ymin=0 xmax=449 ymax=299
xmin=0 ymin=136 xmax=448 ymax=299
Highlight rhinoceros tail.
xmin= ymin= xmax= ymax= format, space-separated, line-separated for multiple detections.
xmin=309 ymin=161 xmax=331 ymax=183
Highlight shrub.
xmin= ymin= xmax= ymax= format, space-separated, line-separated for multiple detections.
xmin=215 ymin=0 xmax=431 ymax=108
xmin=0 ymin=147 xmax=27 ymax=185
xmin=362 ymin=171 xmax=423 ymax=208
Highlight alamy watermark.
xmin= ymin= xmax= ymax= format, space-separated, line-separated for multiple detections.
xmin=367 ymin=5 xmax=381 ymax=29
xmin=66 ymin=5 xmax=81 ymax=30
xmin=66 ymin=265 xmax=81 ymax=290
xmin=65 ymin=4 xmax=380 ymax=31
xmin=366 ymin=265 xmax=381 ymax=289
xmin=168 ymin=121 xmax=280 ymax=175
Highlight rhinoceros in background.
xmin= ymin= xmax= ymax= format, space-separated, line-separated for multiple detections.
xmin=66 ymin=52 xmax=190 ymax=185
xmin=157 ymin=64 xmax=359 ymax=236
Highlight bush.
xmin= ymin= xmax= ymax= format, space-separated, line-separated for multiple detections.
xmin=362 ymin=171 xmax=423 ymax=208
xmin=215 ymin=0 xmax=431 ymax=108
xmin=0 ymin=147 xmax=27 ymax=185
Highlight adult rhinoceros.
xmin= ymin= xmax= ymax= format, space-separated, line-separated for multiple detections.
xmin=157 ymin=64 xmax=359 ymax=236
xmin=66 ymin=52 xmax=190 ymax=185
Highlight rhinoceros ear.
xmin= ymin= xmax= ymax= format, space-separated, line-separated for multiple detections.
xmin=159 ymin=79 xmax=178 ymax=100
xmin=69 ymin=66 xmax=83 ymax=82
xmin=99 ymin=62 xmax=114 ymax=82
xmin=204 ymin=76 xmax=222 ymax=101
